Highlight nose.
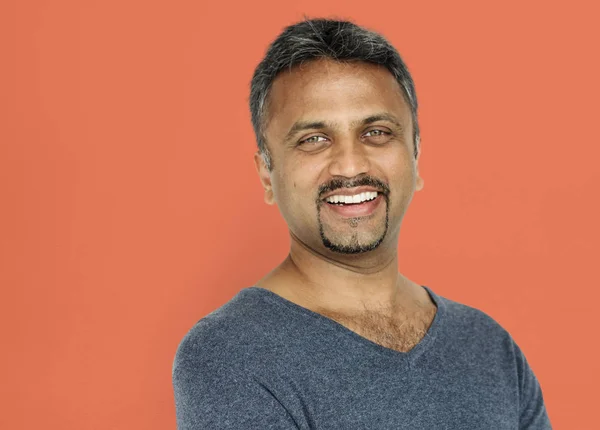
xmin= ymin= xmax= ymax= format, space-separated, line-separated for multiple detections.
xmin=327 ymin=137 xmax=371 ymax=178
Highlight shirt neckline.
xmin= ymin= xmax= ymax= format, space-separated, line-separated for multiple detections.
xmin=243 ymin=285 xmax=446 ymax=362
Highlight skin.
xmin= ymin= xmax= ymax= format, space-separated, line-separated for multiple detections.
xmin=253 ymin=59 xmax=436 ymax=348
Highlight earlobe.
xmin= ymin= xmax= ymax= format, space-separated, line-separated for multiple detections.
xmin=415 ymin=152 xmax=424 ymax=192
xmin=264 ymin=188 xmax=275 ymax=205
xmin=253 ymin=152 xmax=275 ymax=205
xmin=416 ymin=175 xmax=424 ymax=191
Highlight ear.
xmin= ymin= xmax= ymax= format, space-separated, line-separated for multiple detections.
xmin=415 ymin=148 xmax=424 ymax=192
xmin=253 ymin=151 xmax=275 ymax=205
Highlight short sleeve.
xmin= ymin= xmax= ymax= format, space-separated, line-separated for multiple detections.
xmin=514 ymin=340 xmax=552 ymax=429
xmin=172 ymin=349 xmax=300 ymax=430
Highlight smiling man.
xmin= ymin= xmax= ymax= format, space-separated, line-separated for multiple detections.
xmin=173 ymin=19 xmax=551 ymax=429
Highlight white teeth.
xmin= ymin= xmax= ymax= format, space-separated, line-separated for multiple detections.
xmin=325 ymin=191 xmax=378 ymax=204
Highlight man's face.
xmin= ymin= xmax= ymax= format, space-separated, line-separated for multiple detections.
xmin=255 ymin=59 xmax=423 ymax=255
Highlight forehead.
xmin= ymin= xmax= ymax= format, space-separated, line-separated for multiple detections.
xmin=265 ymin=59 xmax=410 ymax=136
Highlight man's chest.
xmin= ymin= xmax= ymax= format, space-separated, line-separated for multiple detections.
xmin=316 ymin=305 xmax=437 ymax=353
xmin=260 ymin=347 xmax=520 ymax=430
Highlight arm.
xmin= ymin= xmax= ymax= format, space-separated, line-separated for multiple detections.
xmin=173 ymin=352 xmax=300 ymax=430
xmin=514 ymin=341 xmax=552 ymax=429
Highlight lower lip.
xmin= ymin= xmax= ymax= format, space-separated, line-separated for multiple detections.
xmin=322 ymin=194 xmax=384 ymax=218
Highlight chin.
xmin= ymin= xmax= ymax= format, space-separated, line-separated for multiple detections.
xmin=321 ymin=232 xmax=386 ymax=254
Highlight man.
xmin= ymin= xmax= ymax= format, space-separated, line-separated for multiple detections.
xmin=173 ymin=19 xmax=551 ymax=429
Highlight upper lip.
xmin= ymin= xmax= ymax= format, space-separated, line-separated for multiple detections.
xmin=321 ymin=186 xmax=383 ymax=201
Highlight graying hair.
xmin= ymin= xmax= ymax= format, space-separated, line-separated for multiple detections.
xmin=249 ymin=18 xmax=420 ymax=171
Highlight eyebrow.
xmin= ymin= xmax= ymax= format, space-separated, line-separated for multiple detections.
xmin=283 ymin=113 xmax=404 ymax=144
xmin=356 ymin=113 xmax=403 ymax=130
xmin=286 ymin=121 xmax=331 ymax=141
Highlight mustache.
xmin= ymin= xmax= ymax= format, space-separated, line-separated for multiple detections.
xmin=317 ymin=175 xmax=390 ymax=200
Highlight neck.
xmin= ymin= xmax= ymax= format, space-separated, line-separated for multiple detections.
xmin=267 ymin=230 xmax=416 ymax=314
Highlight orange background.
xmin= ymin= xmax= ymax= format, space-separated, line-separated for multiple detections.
xmin=1 ymin=0 xmax=598 ymax=428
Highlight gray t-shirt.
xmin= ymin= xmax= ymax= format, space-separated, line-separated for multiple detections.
xmin=173 ymin=286 xmax=551 ymax=429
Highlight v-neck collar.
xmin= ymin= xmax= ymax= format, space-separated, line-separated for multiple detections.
xmin=243 ymin=285 xmax=447 ymax=363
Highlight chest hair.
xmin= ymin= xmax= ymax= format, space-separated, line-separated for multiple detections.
xmin=317 ymin=303 xmax=437 ymax=353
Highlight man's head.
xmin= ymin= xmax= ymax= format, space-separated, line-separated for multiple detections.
xmin=250 ymin=19 xmax=424 ymax=255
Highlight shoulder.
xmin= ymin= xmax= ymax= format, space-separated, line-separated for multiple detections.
xmin=432 ymin=290 xmax=518 ymax=354
xmin=172 ymin=288 xmax=274 ymax=378
xmin=171 ymin=289 xmax=305 ymax=428
xmin=436 ymin=292 xmax=510 ymax=333
xmin=432 ymin=289 xmax=551 ymax=427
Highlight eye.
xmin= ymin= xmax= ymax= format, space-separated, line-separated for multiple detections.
xmin=297 ymin=135 xmax=330 ymax=151
xmin=363 ymin=129 xmax=388 ymax=138
xmin=362 ymin=128 xmax=392 ymax=144
xmin=300 ymin=135 xmax=328 ymax=144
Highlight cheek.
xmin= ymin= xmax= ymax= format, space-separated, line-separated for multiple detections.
xmin=284 ymin=157 xmax=323 ymax=195
xmin=375 ymin=149 xmax=413 ymax=178
xmin=376 ymin=152 xmax=418 ymax=204
xmin=391 ymin=158 xmax=416 ymax=179
xmin=280 ymin=170 xmax=322 ymax=217
xmin=272 ymin=170 xmax=308 ymax=208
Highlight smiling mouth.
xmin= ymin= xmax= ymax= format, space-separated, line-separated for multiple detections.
xmin=323 ymin=191 xmax=379 ymax=206
xmin=320 ymin=191 xmax=383 ymax=218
